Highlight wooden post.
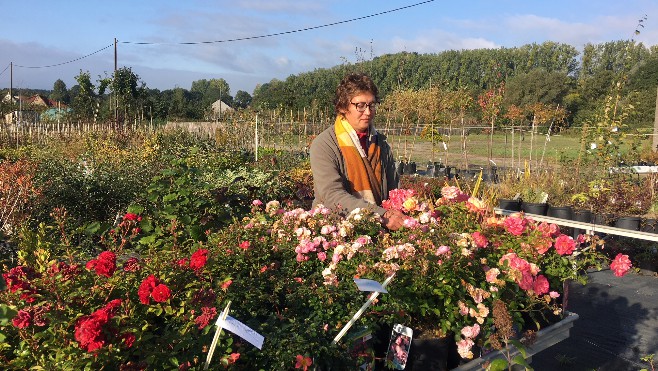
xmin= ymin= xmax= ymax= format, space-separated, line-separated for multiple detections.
xmin=653 ymin=87 xmax=658 ymax=151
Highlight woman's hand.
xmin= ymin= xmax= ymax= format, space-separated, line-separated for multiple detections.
xmin=382 ymin=209 xmax=406 ymax=231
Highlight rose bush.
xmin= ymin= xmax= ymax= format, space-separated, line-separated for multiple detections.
xmin=0 ymin=212 xmax=239 ymax=370
xmin=1 ymin=182 xmax=632 ymax=369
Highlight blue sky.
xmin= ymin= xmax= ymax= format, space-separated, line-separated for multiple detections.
xmin=1 ymin=0 xmax=657 ymax=95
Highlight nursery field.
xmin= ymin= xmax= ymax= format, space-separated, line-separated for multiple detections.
xmin=0 ymin=128 xmax=656 ymax=370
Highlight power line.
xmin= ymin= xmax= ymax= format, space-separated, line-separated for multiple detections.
xmin=13 ymin=43 xmax=114 ymax=69
xmin=0 ymin=63 xmax=9 ymax=78
xmin=121 ymin=0 xmax=436 ymax=45
xmin=5 ymin=1 xmax=435 ymax=71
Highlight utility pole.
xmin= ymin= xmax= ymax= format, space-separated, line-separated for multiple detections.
xmin=9 ymin=62 xmax=12 ymax=105
xmin=654 ymin=87 xmax=658 ymax=151
xmin=114 ymin=38 xmax=118 ymax=126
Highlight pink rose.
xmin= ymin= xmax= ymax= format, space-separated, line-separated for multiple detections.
xmin=461 ymin=323 xmax=480 ymax=339
xmin=471 ymin=232 xmax=489 ymax=248
xmin=554 ymin=234 xmax=576 ymax=255
xmin=504 ymin=216 xmax=527 ymax=236
xmin=610 ymin=253 xmax=632 ymax=277
xmin=533 ymin=275 xmax=550 ymax=295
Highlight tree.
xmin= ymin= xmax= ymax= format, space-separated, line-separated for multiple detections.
xmin=233 ymin=90 xmax=252 ymax=109
xmin=71 ymin=70 xmax=97 ymax=121
xmin=111 ymin=67 xmax=146 ymax=123
xmin=50 ymin=79 xmax=70 ymax=104
xmin=503 ymin=69 xmax=572 ymax=108
xmin=190 ymin=78 xmax=232 ymax=115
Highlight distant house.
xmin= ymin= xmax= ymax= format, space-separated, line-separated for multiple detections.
xmin=2 ymin=94 xmax=70 ymax=123
xmin=210 ymin=99 xmax=234 ymax=119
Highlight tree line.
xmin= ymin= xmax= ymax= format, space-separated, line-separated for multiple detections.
xmin=1 ymin=40 xmax=657 ymax=130
xmin=251 ymin=40 xmax=658 ymax=130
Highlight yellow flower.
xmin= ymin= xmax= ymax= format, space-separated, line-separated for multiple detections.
xmin=402 ymin=197 xmax=418 ymax=212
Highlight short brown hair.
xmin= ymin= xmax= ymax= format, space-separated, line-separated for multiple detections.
xmin=333 ymin=73 xmax=379 ymax=115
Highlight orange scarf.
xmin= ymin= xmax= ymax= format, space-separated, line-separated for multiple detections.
xmin=334 ymin=116 xmax=382 ymax=205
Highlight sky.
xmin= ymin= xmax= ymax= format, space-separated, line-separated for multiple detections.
xmin=1 ymin=0 xmax=658 ymax=96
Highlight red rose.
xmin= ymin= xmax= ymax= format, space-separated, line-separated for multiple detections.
xmin=151 ymin=284 xmax=171 ymax=303
xmin=471 ymin=232 xmax=489 ymax=248
xmin=194 ymin=306 xmax=217 ymax=329
xmin=138 ymin=275 xmax=158 ymax=305
xmin=12 ymin=309 xmax=32 ymax=329
xmin=123 ymin=213 xmax=140 ymax=221
xmin=86 ymin=251 xmax=117 ymax=278
xmin=75 ymin=316 xmax=105 ymax=352
xmin=189 ymin=249 xmax=208 ymax=271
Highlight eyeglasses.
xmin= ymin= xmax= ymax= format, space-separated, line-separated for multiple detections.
xmin=350 ymin=101 xmax=378 ymax=112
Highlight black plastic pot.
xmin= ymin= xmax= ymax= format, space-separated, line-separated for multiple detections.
xmin=403 ymin=162 xmax=417 ymax=175
xmin=406 ymin=335 xmax=461 ymax=371
xmin=547 ymin=205 xmax=574 ymax=220
xmin=614 ymin=216 xmax=641 ymax=231
xmin=641 ymin=218 xmax=658 ymax=234
xmin=498 ymin=199 xmax=521 ymax=212
xmin=521 ymin=202 xmax=548 ymax=215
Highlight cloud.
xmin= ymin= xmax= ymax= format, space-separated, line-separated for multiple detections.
xmin=383 ymin=31 xmax=498 ymax=54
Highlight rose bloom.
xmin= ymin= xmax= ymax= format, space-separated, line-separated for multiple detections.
xmin=123 ymin=212 xmax=141 ymax=221
xmin=533 ymin=274 xmax=550 ymax=295
xmin=610 ymin=253 xmax=632 ymax=277
xmin=402 ymin=197 xmax=419 ymax=212
xmin=504 ymin=216 xmax=527 ymax=236
xmin=461 ymin=323 xmax=480 ymax=339
xmin=441 ymin=186 xmax=462 ymax=201
xmin=151 ymin=284 xmax=171 ymax=303
xmin=554 ymin=234 xmax=576 ymax=255
xmin=466 ymin=197 xmax=487 ymax=213
xmin=86 ymin=251 xmax=117 ymax=278
xmin=537 ymin=222 xmax=560 ymax=238
xmin=221 ymin=279 xmax=233 ymax=290
xmin=457 ymin=338 xmax=475 ymax=359
xmin=471 ymin=231 xmax=489 ymax=248
xmin=189 ymin=248 xmax=209 ymax=271
xmin=120 ymin=332 xmax=136 ymax=348
xmin=138 ymin=275 xmax=158 ymax=305
xmin=239 ymin=241 xmax=251 ymax=250
xmin=252 ymin=199 xmax=263 ymax=207
xmin=295 ymin=355 xmax=313 ymax=371
xmin=123 ymin=257 xmax=141 ymax=272
xmin=484 ymin=216 xmax=505 ymax=228
xmin=534 ymin=238 xmax=553 ymax=254
xmin=485 ymin=268 xmax=500 ymax=283
xmin=12 ymin=309 xmax=32 ymax=329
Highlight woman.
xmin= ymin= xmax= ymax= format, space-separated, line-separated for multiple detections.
xmin=310 ymin=72 xmax=405 ymax=230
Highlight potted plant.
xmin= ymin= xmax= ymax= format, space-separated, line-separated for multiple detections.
xmin=519 ymin=186 xmax=549 ymax=215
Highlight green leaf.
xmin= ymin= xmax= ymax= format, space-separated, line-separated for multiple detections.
xmin=163 ymin=193 xmax=178 ymax=202
xmin=508 ymin=339 xmax=527 ymax=357
xmin=84 ymin=221 xmax=102 ymax=235
xmin=488 ymin=358 xmax=508 ymax=371
xmin=512 ymin=354 xmax=533 ymax=370
xmin=127 ymin=204 xmax=145 ymax=214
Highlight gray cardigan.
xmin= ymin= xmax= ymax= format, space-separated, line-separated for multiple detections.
xmin=309 ymin=125 xmax=398 ymax=216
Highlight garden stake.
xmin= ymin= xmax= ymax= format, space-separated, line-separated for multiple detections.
xmin=204 ymin=301 xmax=231 ymax=370
xmin=332 ymin=274 xmax=395 ymax=345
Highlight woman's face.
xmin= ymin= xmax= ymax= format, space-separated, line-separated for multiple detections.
xmin=339 ymin=92 xmax=376 ymax=133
